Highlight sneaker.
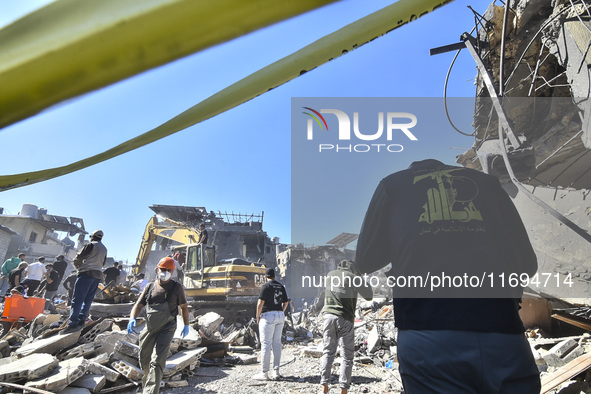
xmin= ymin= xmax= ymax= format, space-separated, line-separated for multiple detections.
xmin=271 ymin=370 xmax=282 ymax=380
xmin=252 ymin=372 xmax=269 ymax=381
xmin=59 ymin=325 xmax=83 ymax=335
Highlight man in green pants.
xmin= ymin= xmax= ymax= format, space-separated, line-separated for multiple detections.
xmin=128 ymin=257 xmax=190 ymax=394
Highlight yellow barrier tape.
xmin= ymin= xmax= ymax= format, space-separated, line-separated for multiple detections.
xmin=0 ymin=0 xmax=336 ymax=130
xmin=0 ymin=0 xmax=453 ymax=191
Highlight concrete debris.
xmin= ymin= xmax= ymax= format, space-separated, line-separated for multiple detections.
xmin=0 ymin=304 xmax=212 ymax=392
xmin=542 ymin=338 xmax=586 ymax=368
xmin=87 ymin=360 xmax=120 ymax=382
xmin=173 ymin=315 xmax=202 ymax=348
xmin=59 ymin=342 xmax=101 ymax=360
xmin=79 ymin=318 xmax=113 ymax=344
xmin=25 ymin=356 xmax=88 ymax=392
xmin=9 ymin=279 xmax=591 ymax=393
xmin=111 ymin=359 xmax=144 ymax=381
xmin=198 ymin=311 xmax=225 ymax=338
xmin=15 ymin=329 xmax=81 ymax=357
xmin=114 ymin=339 xmax=140 ymax=358
xmin=0 ymin=353 xmax=58 ymax=383
xmin=70 ymin=373 xmax=107 ymax=393
xmin=163 ymin=346 xmax=207 ymax=377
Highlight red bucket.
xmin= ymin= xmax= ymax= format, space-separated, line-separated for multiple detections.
xmin=1 ymin=294 xmax=46 ymax=323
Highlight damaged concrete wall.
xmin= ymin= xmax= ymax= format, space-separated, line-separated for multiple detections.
xmin=505 ymin=183 xmax=591 ymax=302
xmin=456 ymin=0 xmax=591 ymax=303
xmin=276 ymin=245 xmax=355 ymax=304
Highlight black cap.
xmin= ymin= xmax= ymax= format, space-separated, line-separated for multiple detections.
xmin=265 ymin=268 xmax=275 ymax=278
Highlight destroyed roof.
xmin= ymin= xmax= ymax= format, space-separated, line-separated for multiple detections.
xmin=150 ymin=204 xmax=264 ymax=228
xmin=149 ymin=204 xmax=207 ymax=224
xmin=0 ymin=213 xmax=86 ymax=235
xmin=326 ymin=232 xmax=359 ymax=248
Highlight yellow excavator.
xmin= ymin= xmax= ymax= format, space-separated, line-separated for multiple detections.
xmin=133 ymin=215 xmax=268 ymax=320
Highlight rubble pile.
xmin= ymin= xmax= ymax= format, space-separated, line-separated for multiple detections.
xmin=93 ymin=283 xmax=139 ymax=305
xmin=288 ymin=302 xmax=403 ymax=392
xmin=7 ymin=294 xmax=591 ymax=393
xmin=0 ymin=310 xmax=209 ymax=393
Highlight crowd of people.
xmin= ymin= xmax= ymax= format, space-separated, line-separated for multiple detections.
xmin=0 ymin=167 xmax=543 ymax=394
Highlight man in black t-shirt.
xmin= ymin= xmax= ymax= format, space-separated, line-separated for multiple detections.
xmin=43 ymin=263 xmax=61 ymax=301
xmin=198 ymin=224 xmax=208 ymax=245
xmin=53 ymin=255 xmax=68 ymax=281
xmin=355 ymin=159 xmax=540 ymax=394
xmin=253 ymin=268 xmax=288 ymax=381
xmin=7 ymin=262 xmax=28 ymax=295
xmin=103 ymin=262 xmax=120 ymax=286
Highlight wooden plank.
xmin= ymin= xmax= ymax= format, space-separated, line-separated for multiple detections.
xmin=541 ymin=353 xmax=591 ymax=393
xmin=552 ymin=312 xmax=591 ymax=331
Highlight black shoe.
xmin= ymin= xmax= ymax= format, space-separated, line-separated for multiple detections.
xmin=60 ymin=325 xmax=83 ymax=335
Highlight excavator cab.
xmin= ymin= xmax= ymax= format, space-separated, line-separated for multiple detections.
xmin=172 ymin=243 xmax=215 ymax=290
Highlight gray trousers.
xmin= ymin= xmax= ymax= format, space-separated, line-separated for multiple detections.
xmin=320 ymin=313 xmax=355 ymax=390
xmin=398 ymin=329 xmax=541 ymax=394
xmin=259 ymin=310 xmax=285 ymax=373
xmin=139 ymin=320 xmax=176 ymax=394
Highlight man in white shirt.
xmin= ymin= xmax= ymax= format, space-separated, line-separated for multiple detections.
xmin=22 ymin=256 xmax=46 ymax=296
xmin=132 ymin=273 xmax=149 ymax=292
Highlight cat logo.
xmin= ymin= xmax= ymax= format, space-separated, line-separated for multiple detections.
xmin=254 ymin=274 xmax=266 ymax=286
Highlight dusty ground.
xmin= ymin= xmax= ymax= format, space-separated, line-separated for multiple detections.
xmin=120 ymin=344 xmax=402 ymax=394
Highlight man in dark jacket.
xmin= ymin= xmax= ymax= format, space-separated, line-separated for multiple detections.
xmin=61 ymin=230 xmax=107 ymax=334
xmin=355 ymin=159 xmax=540 ymax=393
xmin=320 ymin=260 xmax=373 ymax=394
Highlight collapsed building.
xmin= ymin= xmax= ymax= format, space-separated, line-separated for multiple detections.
xmin=440 ymin=0 xmax=591 ymax=303
xmin=138 ymin=204 xmax=277 ymax=278
xmin=433 ymin=1 xmax=591 ymax=390
xmin=0 ymin=204 xmax=86 ymax=265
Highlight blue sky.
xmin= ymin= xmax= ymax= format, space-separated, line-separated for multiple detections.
xmin=0 ymin=0 xmax=480 ymax=262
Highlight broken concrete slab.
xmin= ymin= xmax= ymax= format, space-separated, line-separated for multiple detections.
xmin=60 ymin=342 xmax=100 ymax=360
xmin=114 ymin=339 xmax=140 ymax=358
xmin=232 ymin=353 xmax=257 ymax=365
xmin=89 ymin=302 xmax=134 ymax=318
xmin=111 ymin=359 xmax=144 ymax=380
xmin=15 ymin=331 xmax=81 ymax=357
xmin=543 ymin=339 xmax=586 ymax=368
xmin=88 ymin=352 xmax=109 ymax=365
xmin=71 ymin=373 xmax=106 ymax=393
xmin=198 ymin=312 xmax=224 ymax=338
xmin=79 ymin=319 xmax=113 ymax=344
xmin=0 ymin=353 xmax=58 ymax=383
xmin=111 ymin=350 xmax=139 ymax=367
xmin=87 ymin=361 xmax=120 ymax=382
xmin=163 ymin=346 xmax=207 ymax=377
xmin=25 ymin=356 xmax=88 ymax=392
xmin=94 ymin=331 xmax=135 ymax=355
xmin=173 ymin=316 xmax=202 ymax=348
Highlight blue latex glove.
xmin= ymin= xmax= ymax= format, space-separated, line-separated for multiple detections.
xmin=181 ymin=324 xmax=190 ymax=338
xmin=127 ymin=318 xmax=137 ymax=334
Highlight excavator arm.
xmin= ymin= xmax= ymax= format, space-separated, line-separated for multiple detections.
xmin=133 ymin=215 xmax=203 ymax=274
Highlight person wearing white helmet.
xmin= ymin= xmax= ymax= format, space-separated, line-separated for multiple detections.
xmin=61 ymin=230 xmax=107 ymax=335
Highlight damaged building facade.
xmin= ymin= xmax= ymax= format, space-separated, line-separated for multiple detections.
xmin=0 ymin=204 xmax=87 ymax=265
xmin=452 ymin=0 xmax=591 ymax=302
xmin=137 ymin=204 xmax=277 ymax=277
